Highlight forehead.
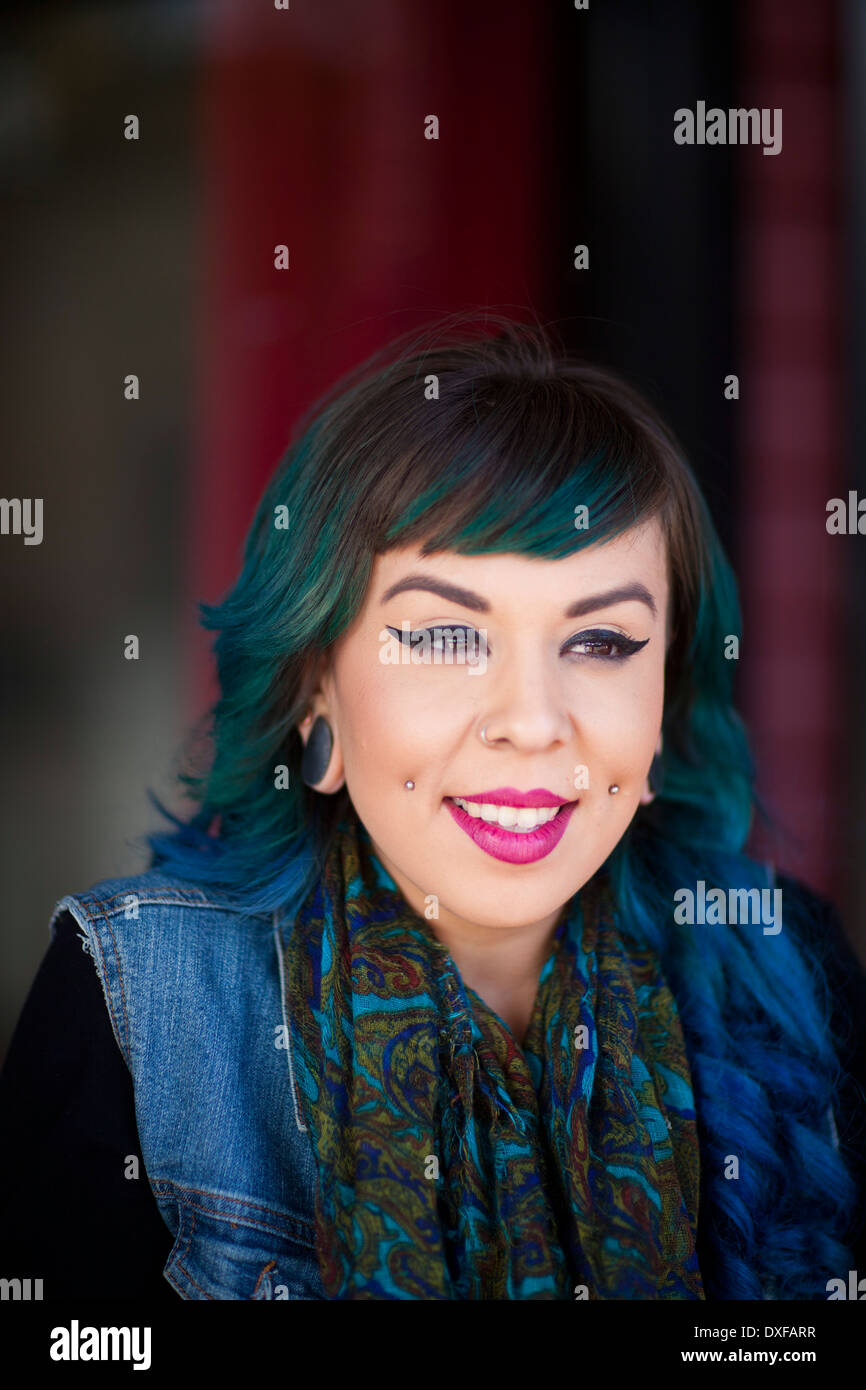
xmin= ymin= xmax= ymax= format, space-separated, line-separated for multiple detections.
xmin=369 ymin=516 xmax=669 ymax=611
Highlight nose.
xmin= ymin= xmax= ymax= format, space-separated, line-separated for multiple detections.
xmin=477 ymin=643 xmax=572 ymax=751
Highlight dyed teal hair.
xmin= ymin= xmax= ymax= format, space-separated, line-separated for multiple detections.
xmin=147 ymin=310 xmax=857 ymax=1299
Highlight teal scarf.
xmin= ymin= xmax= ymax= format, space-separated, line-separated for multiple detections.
xmin=283 ymin=811 xmax=704 ymax=1299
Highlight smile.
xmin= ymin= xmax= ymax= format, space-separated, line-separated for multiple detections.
xmin=451 ymin=797 xmax=560 ymax=830
xmin=444 ymin=793 xmax=579 ymax=865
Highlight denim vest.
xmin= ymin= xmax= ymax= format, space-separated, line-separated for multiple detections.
xmin=49 ymin=869 xmax=325 ymax=1301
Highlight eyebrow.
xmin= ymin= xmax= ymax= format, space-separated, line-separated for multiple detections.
xmin=379 ymin=574 xmax=658 ymax=621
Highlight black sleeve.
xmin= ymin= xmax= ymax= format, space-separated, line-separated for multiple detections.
xmin=0 ymin=910 xmax=177 ymax=1300
xmin=777 ymin=874 xmax=866 ymax=1272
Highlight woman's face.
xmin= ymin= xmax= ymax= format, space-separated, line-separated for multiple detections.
xmin=304 ymin=516 xmax=669 ymax=936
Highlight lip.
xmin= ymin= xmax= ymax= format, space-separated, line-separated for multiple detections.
xmin=451 ymin=786 xmax=570 ymax=808
xmin=444 ymin=795 xmax=579 ymax=865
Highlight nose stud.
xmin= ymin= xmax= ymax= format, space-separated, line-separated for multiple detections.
xmin=404 ymin=780 xmax=415 ymax=790
xmin=608 ymin=784 xmax=619 ymax=794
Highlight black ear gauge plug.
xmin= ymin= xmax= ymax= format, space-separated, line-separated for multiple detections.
xmin=300 ymin=716 xmax=334 ymax=786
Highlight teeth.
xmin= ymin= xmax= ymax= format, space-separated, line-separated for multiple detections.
xmin=452 ymin=797 xmax=562 ymax=831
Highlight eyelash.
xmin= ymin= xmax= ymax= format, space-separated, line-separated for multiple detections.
xmin=385 ymin=626 xmax=650 ymax=661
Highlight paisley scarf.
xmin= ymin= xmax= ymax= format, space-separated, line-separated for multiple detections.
xmin=283 ymin=811 xmax=704 ymax=1300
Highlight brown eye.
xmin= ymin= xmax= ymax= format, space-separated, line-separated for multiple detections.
xmin=573 ymin=637 xmax=618 ymax=657
xmin=565 ymin=630 xmax=650 ymax=661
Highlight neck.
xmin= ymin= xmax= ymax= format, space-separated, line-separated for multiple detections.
xmin=429 ymin=906 xmax=565 ymax=1045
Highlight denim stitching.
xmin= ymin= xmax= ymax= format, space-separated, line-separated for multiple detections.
xmin=151 ymin=1178 xmax=316 ymax=1244
xmin=74 ymin=911 xmax=132 ymax=1070
xmin=174 ymin=1206 xmax=214 ymax=1301
xmin=85 ymin=887 xmax=271 ymax=919
xmin=93 ymin=900 xmax=133 ymax=1065
xmin=273 ymin=916 xmax=308 ymax=1134
xmin=252 ymin=1260 xmax=277 ymax=1298
xmin=174 ymin=1202 xmax=313 ymax=1252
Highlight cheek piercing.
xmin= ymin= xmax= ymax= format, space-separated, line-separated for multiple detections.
xmin=404 ymin=780 xmax=415 ymax=790
xmin=608 ymin=784 xmax=620 ymax=794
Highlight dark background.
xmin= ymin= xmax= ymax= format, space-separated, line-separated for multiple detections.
xmin=2 ymin=0 xmax=864 ymax=1058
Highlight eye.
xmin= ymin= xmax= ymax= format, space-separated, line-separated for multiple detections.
xmin=565 ymin=628 xmax=650 ymax=660
xmin=385 ymin=625 xmax=487 ymax=657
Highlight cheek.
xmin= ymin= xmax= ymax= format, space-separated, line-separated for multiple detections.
xmin=576 ymin=665 xmax=664 ymax=779
xmin=339 ymin=663 xmax=471 ymax=771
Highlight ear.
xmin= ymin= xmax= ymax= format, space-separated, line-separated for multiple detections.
xmin=297 ymin=704 xmax=346 ymax=794
xmin=296 ymin=650 xmax=343 ymax=788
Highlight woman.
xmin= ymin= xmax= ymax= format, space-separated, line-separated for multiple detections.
xmin=2 ymin=313 xmax=864 ymax=1300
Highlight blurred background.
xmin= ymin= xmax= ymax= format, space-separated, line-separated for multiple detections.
xmin=2 ymin=0 xmax=865 ymax=1058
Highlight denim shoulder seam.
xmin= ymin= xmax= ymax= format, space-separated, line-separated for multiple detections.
xmin=58 ymin=887 xmax=271 ymax=921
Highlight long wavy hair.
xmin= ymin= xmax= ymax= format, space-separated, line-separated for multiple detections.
xmin=147 ymin=310 xmax=857 ymax=1300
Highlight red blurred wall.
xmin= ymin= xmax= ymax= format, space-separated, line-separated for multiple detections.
xmin=736 ymin=0 xmax=845 ymax=896
xmin=186 ymin=0 xmax=555 ymax=716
